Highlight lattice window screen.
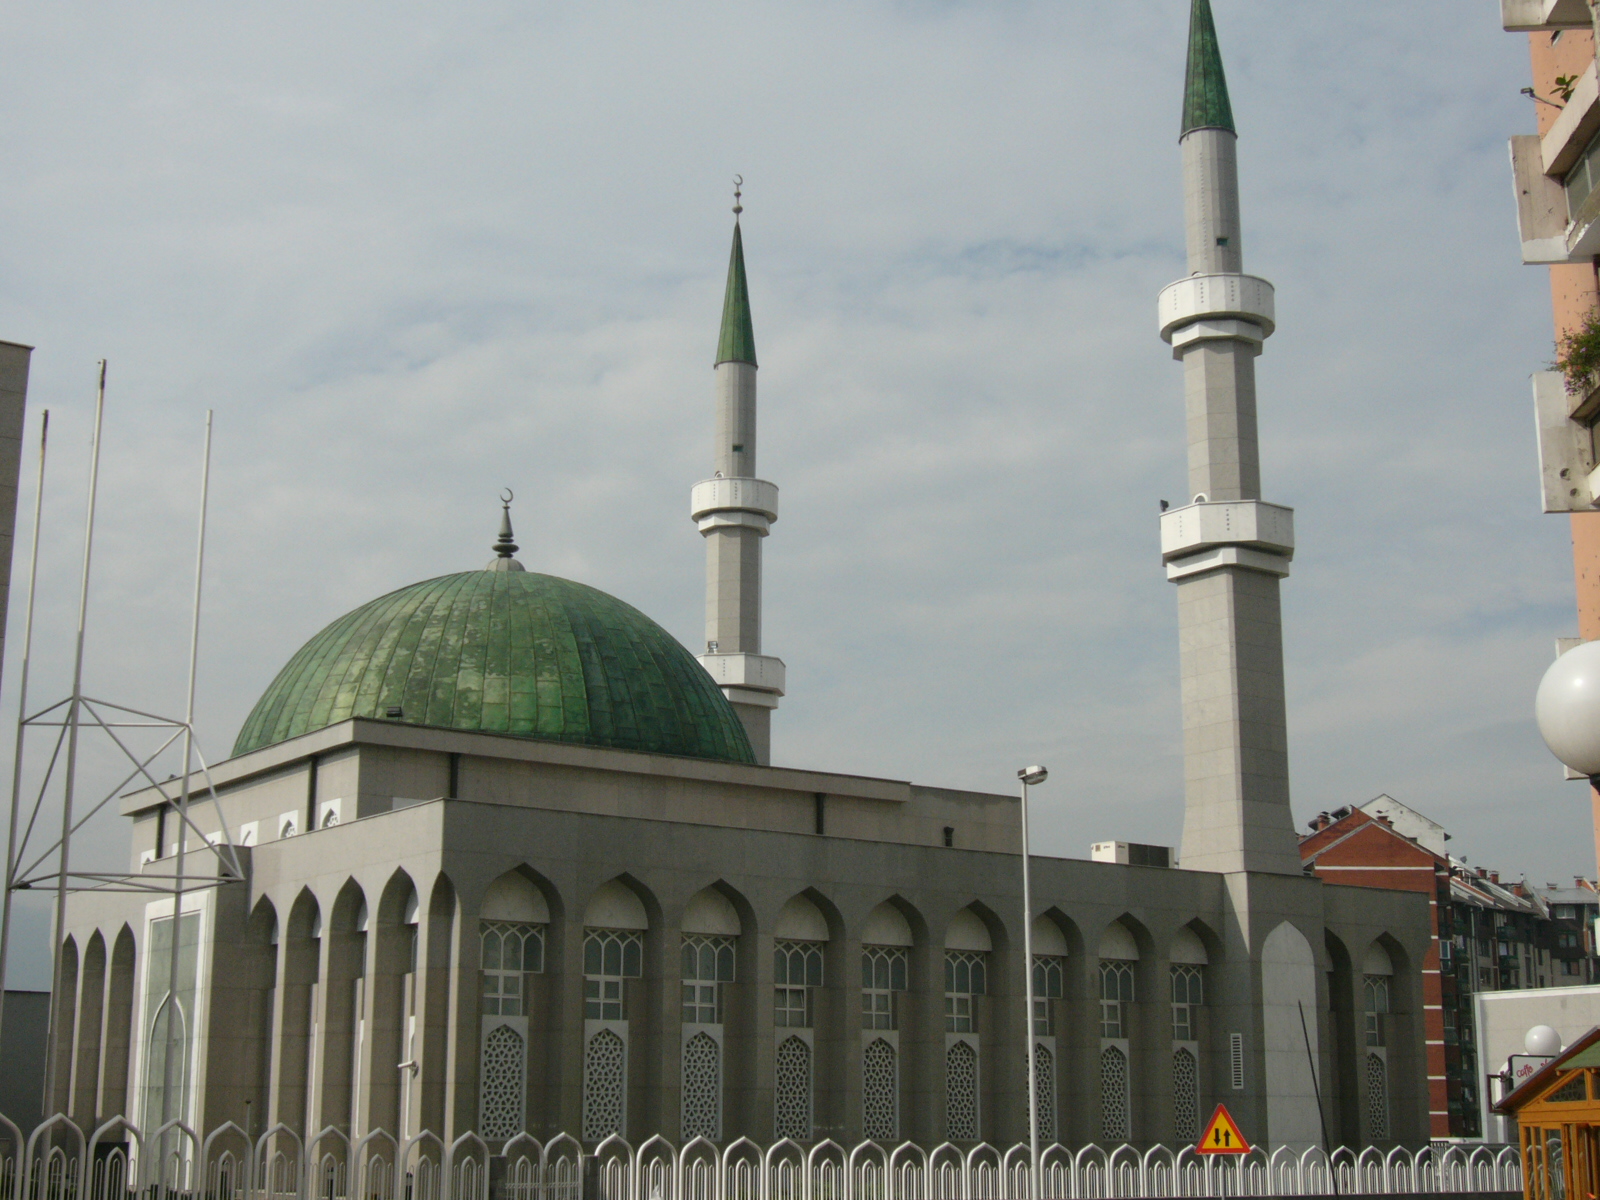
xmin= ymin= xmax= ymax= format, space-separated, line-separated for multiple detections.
xmin=946 ymin=1039 xmax=979 ymax=1141
xmin=479 ymin=1022 xmax=526 ymax=1140
xmin=1172 ymin=1047 xmax=1199 ymax=1143
xmin=681 ymin=1032 xmax=722 ymax=1142
xmin=1100 ymin=1045 xmax=1129 ymax=1144
xmin=774 ymin=1035 xmax=813 ymax=1141
xmin=1033 ymin=1041 xmax=1056 ymax=1145
xmin=1366 ymin=1052 xmax=1389 ymax=1141
xmin=862 ymin=1037 xmax=898 ymax=1141
xmin=582 ymin=1028 xmax=627 ymax=1142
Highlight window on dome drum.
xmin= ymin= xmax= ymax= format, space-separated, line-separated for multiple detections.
xmin=682 ymin=935 xmax=735 ymax=1024
xmin=584 ymin=929 xmax=642 ymax=1021
xmin=1171 ymin=965 xmax=1203 ymax=1041
xmin=775 ymin=940 xmax=823 ymax=1028
xmin=1101 ymin=962 xmax=1135 ymax=1039
xmin=862 ymin=946 xmax=908 ymax=1030
xmin=1363 ymin=974 xmax=1389 ymax=1048
xmin=481 ymin=921 xmax=545 ymax=1017
xmin=945 ymin=951 xmax=987 ymax=1034
xmin=1033 ymin=955 xmax=1063 ymax=1036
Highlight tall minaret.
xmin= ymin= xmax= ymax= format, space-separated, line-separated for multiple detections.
xmin=691 ymin=186 xmax=785 ymax=763
xmin=1159 ymin=0 xmax=1300 ymax=875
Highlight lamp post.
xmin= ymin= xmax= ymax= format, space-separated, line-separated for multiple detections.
xmin=1017 ymin=765 xmax=1048 ymax=1199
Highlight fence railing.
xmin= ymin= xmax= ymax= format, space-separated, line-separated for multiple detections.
xmin=0 ymin=1115 xmax=1524 ymax=1200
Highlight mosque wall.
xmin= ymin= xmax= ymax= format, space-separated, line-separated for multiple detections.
xmin=121 ymin=720 xmax=1024 ymax=878
xmin=68 ymin=740 xmax=1432 ymax=1153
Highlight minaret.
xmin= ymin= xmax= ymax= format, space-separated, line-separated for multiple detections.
xmin=1159 ymin=0 xmax=1300 ymax=875
xmin=691 ymin=185 xmax=784 ymax=763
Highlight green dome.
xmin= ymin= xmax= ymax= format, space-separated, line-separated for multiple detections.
xmin=233 ymin=570 xmax=755 ymax=764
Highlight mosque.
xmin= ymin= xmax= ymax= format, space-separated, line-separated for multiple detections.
xmin=46 ymin=0 xmax=1431 ymax=1156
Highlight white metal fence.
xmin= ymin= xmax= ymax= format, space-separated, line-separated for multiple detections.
xmin=0 ymin=1115 xmax=1524 ymax=1200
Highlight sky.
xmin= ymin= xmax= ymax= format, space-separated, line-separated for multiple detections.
xmin=0 ymin=0 xmax=1580 ymax=988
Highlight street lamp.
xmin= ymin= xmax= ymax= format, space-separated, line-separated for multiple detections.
xmin=1536 ymin=640 xmax=1600 ymax=777
xmin=1017 ymin=765 xmax=1048 ymax=1199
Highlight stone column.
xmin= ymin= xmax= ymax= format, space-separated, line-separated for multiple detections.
xmin=266 ymin=905 xmax=318 ymax=1138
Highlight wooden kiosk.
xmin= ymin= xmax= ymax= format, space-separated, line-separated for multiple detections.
xmin=1495 ymin=1026 xmax=1600 ymax=1200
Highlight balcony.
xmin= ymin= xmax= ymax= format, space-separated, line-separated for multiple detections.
xmin=1503 ymin=0 xmax=1594 ymax=30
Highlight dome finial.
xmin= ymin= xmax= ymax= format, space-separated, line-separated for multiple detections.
xmin=487 ymin=489 xmax=526 ymax=572
xmin=732 ymin=174 xmax=743 ymax=218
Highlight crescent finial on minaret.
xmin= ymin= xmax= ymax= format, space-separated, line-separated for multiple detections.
xmin=716 ymin=195 xmax=757 ymax=368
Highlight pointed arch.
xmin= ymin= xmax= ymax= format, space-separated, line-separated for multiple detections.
xmin=287 ymin=887 xmax=321 ymax=939
xmin=481 ymin=870 xmax=550 ymax=924
xmin=681 ymin=886 xmax=741 ymax=936
xmin=945 ymin=906 xmax=994 ymax=952
xmin=74 ymin=931 xmax=108 ymax=1122
xmin=584 ymin=877 xmax=652 ymax=931
xmin=1098 ymin=920 xmax=1140 ymax=961
xmin=102 ymin=924 xmax=137 ymax=1121
xmin=249 ymin=896 xmax=279 ymax=945
xmin=1037 ymin=907 xmax=1085 ymax=956
xmin=50 ymin=935 xmax=79 ymax=1113
xmin=861 ymin=901 xmax=914 ymax=947
xmin=1169 ymin=926 xmax=1208 ymax=965
xmin=376 ymin=868 xmax=418 ymax=927
xmin=331 ymin=879 xmax=368 ymax=933
xmin=774 ymin=892 xmax=831 ymax=942
xmin=1262 ymin=921 xmax=1321 ymax=1149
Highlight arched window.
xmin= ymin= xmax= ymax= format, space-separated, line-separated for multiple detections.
xmin=140 ymin=911 xmax=202 ymax=1134
xmin=1033 ymin=956 xmax=1063 ymax=1035
xmin=1171 ymin=966 xmax=1203 ymax=1039
xmin=945 ymin=952 xmax=987 ymax=1033
xmin=1363 ymin=940 xmax=1394 ymax=1142
xmin=482 ymin=923 xmax=544 ymax=1016
xmin=1364 ymin=974 xmax=1391 ymax=1046
xmin=862 ymin=946 xmax=907 ymax=1030
xmin=775 ymin=941 xmax=823 ymax=1027
xmin=682 ymin=935 xmax=735 ymax=1024
xmin=585 ymin=930 xmax=642 ymax=1020
xmin=1100 ymin=962 xmax=1134 ymax=1038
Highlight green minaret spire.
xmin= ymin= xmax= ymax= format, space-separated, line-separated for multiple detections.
xmin=716 ymin=214 xmax=757 ymax=368
xmin=1181 ymin=0 xmax=1235 ymax=137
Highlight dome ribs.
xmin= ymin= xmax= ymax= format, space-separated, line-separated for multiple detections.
xmin=232 ymin=569 xmax=753 ymax=765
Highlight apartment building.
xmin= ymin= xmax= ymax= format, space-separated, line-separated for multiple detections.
xmin=1302 ymin=795 xmax=1599 ymax=1138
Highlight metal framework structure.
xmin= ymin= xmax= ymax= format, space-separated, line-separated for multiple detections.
xmin=0 ymin=365 xmax=238 ymax=1126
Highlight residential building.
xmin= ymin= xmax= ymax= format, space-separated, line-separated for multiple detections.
xmin=1501 ymin=4 xmax=1600 ymax=867
xmin=1302 ymin=796 xmax=1600 ymax=1138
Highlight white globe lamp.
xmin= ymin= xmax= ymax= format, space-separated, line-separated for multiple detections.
xmin=1535 ymin=640 xmax=1600 ymax=776
xmin=1526 ymin=1025 xmax=1563 ymax=1058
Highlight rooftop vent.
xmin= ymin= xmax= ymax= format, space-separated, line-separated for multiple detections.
xmin=1091 ymin=841 xmax=1172 ymax=869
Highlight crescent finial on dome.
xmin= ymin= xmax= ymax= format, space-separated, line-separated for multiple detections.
xmin=487 ymin=489 xmax=526 ymax=572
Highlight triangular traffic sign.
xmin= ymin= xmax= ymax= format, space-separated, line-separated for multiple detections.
xmin=1195 ymin=1103 xmax=1251 ymax=1154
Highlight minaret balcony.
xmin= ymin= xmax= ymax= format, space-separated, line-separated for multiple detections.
xmin=697 ymin=652 xmax=785 ymax=702
xmin=1158 ymin=273 xmax=1275 ymax=356
xmin=691 ymin=476 xmax=779 ymax=534
xmin=1160 ymin=499 xmax=1294 ymax=581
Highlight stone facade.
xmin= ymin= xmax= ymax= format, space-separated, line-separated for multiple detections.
xmin=50 ymin=718 xmax=1431 ymax=1152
